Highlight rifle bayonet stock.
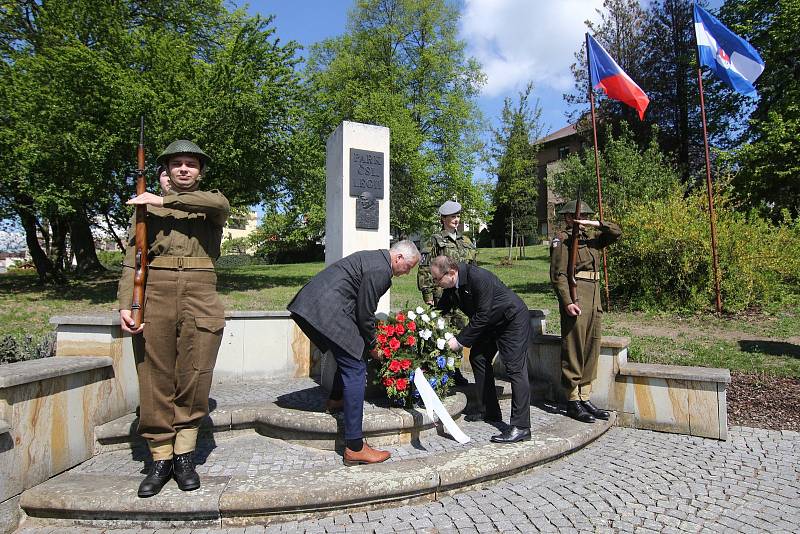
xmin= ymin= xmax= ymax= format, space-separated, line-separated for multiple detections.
xmin=130 ymin=116 xmax=148 ymax=329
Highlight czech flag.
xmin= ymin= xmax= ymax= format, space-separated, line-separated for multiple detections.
xmin=693 ymin=4 xmax=764 ymax=98
xmin=586 ymin=33 xmax=649 ymax=120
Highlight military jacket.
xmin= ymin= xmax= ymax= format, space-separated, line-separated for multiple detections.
xmin=549 ymin=222 xmax=621 ymax=310
xmin=417 ymin=230 xmax=478 ymax=303
xmin=117 ymin=189 xmax=230 ymax=309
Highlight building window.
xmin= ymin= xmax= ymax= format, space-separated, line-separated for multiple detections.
xmin=558 ymin=145 xmax=570 ymax=159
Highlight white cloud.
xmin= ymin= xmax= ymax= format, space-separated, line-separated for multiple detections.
xmin=460 ymin=0 xmax=604 ymax=97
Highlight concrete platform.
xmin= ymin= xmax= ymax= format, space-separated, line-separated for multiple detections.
xmin=17 ymin=376 xmax=616 ymax=528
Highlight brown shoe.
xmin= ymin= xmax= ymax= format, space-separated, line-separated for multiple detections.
xmin=343 ymin=442 xmax=390 ymax=466
xmin=325 ymin=398 xmax=344 ymax=413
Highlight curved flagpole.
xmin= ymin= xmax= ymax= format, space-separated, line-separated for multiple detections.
xmin=586 ymin=33 xmax=611 ymax=310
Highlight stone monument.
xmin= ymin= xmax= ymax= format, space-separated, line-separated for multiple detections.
xmin=325 ymin=121 xmax=391 ymax=312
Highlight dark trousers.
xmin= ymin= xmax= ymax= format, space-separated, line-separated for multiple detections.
xmin=290 ymin=314 xmax=365 ymax=440
xmin=469 ymin=311 xmax=531 ymax=428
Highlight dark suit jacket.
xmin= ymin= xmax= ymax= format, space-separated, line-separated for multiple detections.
xmin=288 ymin=250 xmax=392 ymax=359
xmin=437 ymin=263 xmax=527 ymax=348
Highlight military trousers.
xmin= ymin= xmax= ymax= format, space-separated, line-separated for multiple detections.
xmin=559 ymin=279 xmax=602 ymax=401
xmin=135 ymin=268 xmax=225 ymax=451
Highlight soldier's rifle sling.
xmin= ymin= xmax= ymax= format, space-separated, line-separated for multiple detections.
xmin=567 ymin=189 xmax=581 ymax=305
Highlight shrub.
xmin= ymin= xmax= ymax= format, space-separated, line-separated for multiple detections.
xmin=610 ymin=190 xmax=800 ymax=313
xmin=96 ymin=250 xmax=124 ymax=270
xmin=216 ymin=254 xmax=268 ymax=269
xmin=0 ymin=333 xmax=56 ymax=364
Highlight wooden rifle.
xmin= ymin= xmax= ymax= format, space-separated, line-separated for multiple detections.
xmin=566 ymin=189 xmax=581 ymax=305
xmin=130 ymin=117 xmax=148 ymax=328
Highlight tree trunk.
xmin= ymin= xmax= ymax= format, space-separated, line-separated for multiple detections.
xmin=69 ymin=212 xmax=105 ymax=275
xmin=50 ymin=216 xmax=69 ymax=273
xmin=507 ymin=215 xmax=514 ymax=261
xmin=16 ymin=202 xmax=62 ymax=284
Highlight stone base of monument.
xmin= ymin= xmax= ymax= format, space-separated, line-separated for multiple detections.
xmin=16 ymin=375 xmax=615 ymax=529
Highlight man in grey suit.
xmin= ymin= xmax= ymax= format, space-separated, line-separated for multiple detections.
xmin=288 ymin=241 xmax=420 ymax=465
xmin=430 ymin=255 xmax=532 ymax=443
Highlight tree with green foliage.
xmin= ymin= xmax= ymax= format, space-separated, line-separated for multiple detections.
xmin=548 ymin=124 xmax=682 ymax=218
xmin=721 ymin=0 xmax=800 ymax=220
xmin=303 ymin=0 xmax=488 ymax=237
xmin=0 ymin=0 xmax=305 ymax=282
xmin=487 ymin=83 xmax=544 ymax=259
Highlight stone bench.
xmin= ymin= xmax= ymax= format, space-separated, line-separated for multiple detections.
xmin=0 ymin=355 xmax=115 ymax=528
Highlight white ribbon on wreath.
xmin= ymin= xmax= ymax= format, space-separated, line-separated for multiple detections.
xmin=413 ymin=368 xmax=470 ymax=444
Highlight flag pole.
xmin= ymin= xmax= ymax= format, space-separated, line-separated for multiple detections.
xmin=586 ymin=32 xmax=611 ymax=310
xmin=692 ymin=5 xmax=723 ymax=313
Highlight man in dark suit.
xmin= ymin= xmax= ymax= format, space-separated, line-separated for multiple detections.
xmin=288 ymin=241 xmax=420 ymax=465
xmin=430 ymin=255 xmax=531 ymax=443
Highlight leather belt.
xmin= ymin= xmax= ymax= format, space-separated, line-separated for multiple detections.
xmin=149 ymin=256 xmax=215 ymax=270
xmin=575 ymin=271 xmax=601 ymax=281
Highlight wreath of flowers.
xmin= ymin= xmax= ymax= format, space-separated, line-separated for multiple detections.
xmin=373 ymin=306 xmax=461 ymax=406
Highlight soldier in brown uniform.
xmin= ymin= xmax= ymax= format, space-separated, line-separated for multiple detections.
xmin=550 ymin=200 xmax=621 ymax=423
xmin=417 ymin=200 xmax=477 ymax=387
xmin=118 ymin=140 xmax=230 ymax=497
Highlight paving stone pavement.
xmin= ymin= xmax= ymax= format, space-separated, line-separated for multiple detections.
xmin=16 ymin=425 xmax=799 ymax=533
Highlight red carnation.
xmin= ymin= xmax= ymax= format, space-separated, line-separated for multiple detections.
xmin=394 ymin=323 xmax=406 ymax=335
xmin=383 ymin=347 xmax=392 ymax=358
xmin=407 ymin=321 xmax=417 ymax=331
xmin=406 ymin=336 xmax=416 ymax=346
xmin=389 ymin=337 xmax=401 ymax=351
xmin=396 ymin=378 xmax=408 ymax=391
xmin=388 ymin=359 xmax=402 ymax=373
xmin=395 ymin=313 xmax=406 ymax=323
xmin=376 ymin=334 xmax=387 ymax=344
xmin=400 ymin=359 xmax=411 ymax=370
xmin=383 ymin=377 xmax=395 ymax=387
xmin=385 ymin=325 xmax=396 ymax=337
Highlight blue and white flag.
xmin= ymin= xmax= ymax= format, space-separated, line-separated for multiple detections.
xmin=693 ymin=4 xmax=764 ymax=97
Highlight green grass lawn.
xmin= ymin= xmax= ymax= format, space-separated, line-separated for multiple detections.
xmin=2 ymin=245 xmax=798 ymax=376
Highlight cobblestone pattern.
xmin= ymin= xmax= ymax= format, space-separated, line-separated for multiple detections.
xmin=19 ymin=426 xmax=800 ymax=533
xmin=75 ymin=400 xmax=557 ymax=477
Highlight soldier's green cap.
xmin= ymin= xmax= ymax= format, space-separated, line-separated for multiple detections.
xmin=438 ymin=200 xmax=462 ymax=216
xmin=156 ymin=140 xmax=211 ymax=166
xmin=558 ymin=199 xmax=595 ymax=215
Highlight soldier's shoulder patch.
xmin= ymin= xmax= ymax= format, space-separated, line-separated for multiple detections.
xmin=420 ymin=251 xmax=430 ymax=264
xmin=551 ymin=236 xmax=561 ymax=248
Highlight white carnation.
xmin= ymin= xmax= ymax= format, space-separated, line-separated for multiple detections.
xmin=421 ymin=314 xmax=430 ymax=323
xmin=436 ymin=338 xmax=446 ymax=350
xmin=420 ymin=329 xmax=433 ymax=340
xmin=415 ymin=306 xmax=424 ymax=314
xmin=430 ymin=311 xmax=437 ymax=319
xmin=444 ymin=332 xmax=453 ymax=340
xmin=407 ymin=311 xmax=417 ymax=320
xmin=447 ymin=357 xmax=455 ymax=369
xmin=436 ymin=317 xmax=446 ymax=330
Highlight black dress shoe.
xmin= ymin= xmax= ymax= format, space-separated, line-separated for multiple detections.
xmin=490 ymin=426 xmax=531 ymax=443
xmin=453 ymin=369 xmax=470 ymax=386
xmin=566 ymin=401 xmax=596 ymax=423
xmin=138 ymin=459 xmax=172 ymax=498
xmin=173 ymin=452 xmax=200 ymax=491
xmin=582 ymin=400 xmax=610 ymax=420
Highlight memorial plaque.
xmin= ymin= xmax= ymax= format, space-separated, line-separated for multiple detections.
xmin=355 ymin=191 xmax=379 ymax=229
xmin=349 ymin=148 xmax=384 ymax=199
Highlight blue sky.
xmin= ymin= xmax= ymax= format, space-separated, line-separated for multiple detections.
xmin=239 ymin=0 xmax=725 ymax=141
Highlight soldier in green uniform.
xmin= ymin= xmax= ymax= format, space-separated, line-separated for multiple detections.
xmin=417 ymin=200 xmax=477 ymax=388
xmin=550 ymin=200 xmax=621 ymax=423
xmin=118 ymin=140 xmax=230 ymax=497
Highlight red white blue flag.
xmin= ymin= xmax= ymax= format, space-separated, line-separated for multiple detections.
xmin=693 ymin=4 xmax=764 ymax=97
xmin=586 ymin=33 xmax=650 ymax=120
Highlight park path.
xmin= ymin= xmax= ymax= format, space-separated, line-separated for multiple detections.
xmin=16 ymin=424 xmax=799 ymax=533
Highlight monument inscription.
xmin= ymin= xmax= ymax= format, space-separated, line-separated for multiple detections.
xmin=349 ymin=148 xmax=384 ymax=199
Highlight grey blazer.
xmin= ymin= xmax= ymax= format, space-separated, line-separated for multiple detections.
xmin=288 ymin=250 xmax=392 ymax=359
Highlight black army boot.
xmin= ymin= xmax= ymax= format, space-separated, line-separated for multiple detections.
xmin=138 ymin=459 xmax=173 ymax=498
xmin=566 ymin=400 xmax=596 ymax=423
xmin=582 ymin=400 xmax=610 ymax=420
xmin=173 ymin=452 xmax=201 ymax=491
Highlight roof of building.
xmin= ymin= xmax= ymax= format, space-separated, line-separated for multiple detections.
xmin=536 ymin=122 xmax=578 ymax=145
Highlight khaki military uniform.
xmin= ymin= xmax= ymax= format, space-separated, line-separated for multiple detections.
xmin=118 ymin=189 xmax=229 ymax=460
xmin=550 ymin=222 xmax=621 ymax=402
